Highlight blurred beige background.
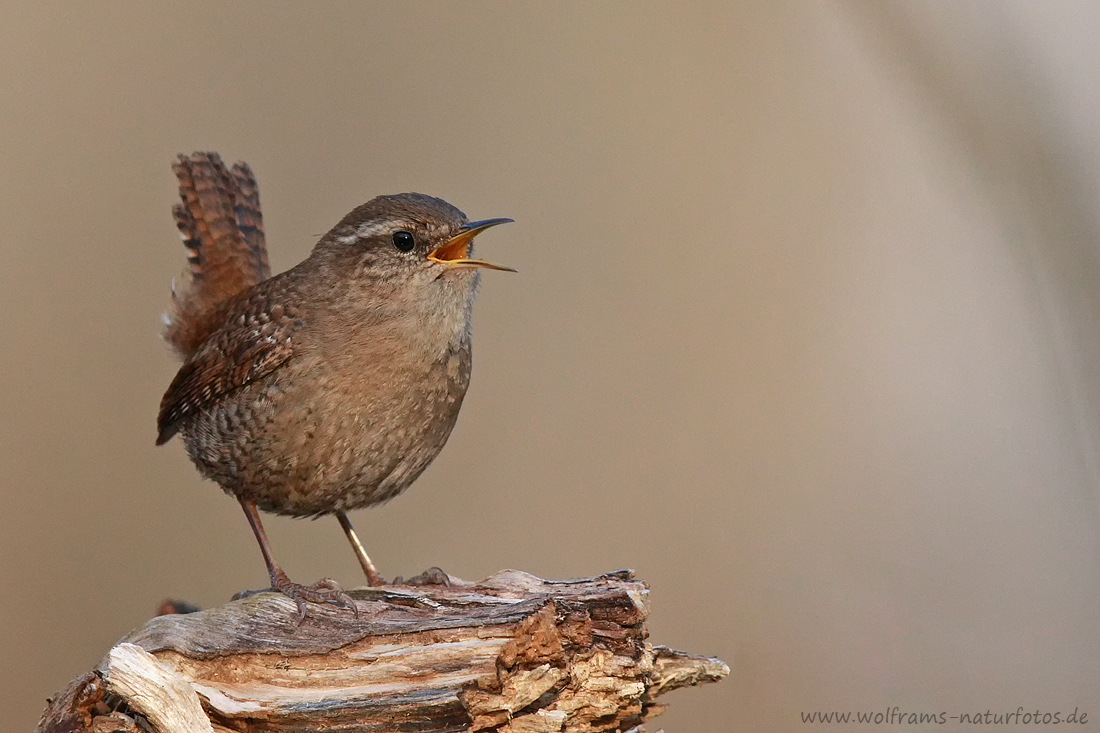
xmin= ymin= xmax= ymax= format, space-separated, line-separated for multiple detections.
xmin=3 ymin=2 xmax=1100 ymax=731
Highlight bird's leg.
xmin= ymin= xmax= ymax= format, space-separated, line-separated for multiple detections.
xmin=239 ymin=499 xmax=358 ymax=622
xmin=337 ymin=511 xmax=384 ymax=586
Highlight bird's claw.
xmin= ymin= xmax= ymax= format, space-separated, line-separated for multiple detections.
xmin=270 ymin=574 xmax=359 ymax=624
xmin=398 ymin=566 xmax=452 ymax=587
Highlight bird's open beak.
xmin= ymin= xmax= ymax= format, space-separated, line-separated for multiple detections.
xmin=428 ymin=218 xmax=515 ymax=272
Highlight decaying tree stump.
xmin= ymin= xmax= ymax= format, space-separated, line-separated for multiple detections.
xmin=37 ymin=570 xmax=727 ymax=733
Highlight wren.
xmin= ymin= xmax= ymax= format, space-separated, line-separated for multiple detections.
xmin=157 ymin=152 xmax=512 ymax=619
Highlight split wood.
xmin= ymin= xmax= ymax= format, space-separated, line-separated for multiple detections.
xmin=37 ymin=569 xmax=727 ymax=733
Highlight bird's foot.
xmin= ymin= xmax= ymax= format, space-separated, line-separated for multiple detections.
xmin=269 ymin=572 xmax=359 ymax=624
xmin=395 ymin=566 xmax=452 ymax=587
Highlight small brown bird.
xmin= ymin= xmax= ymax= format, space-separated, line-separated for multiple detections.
xmin=157 ymin=152 xmax=512 ymax=618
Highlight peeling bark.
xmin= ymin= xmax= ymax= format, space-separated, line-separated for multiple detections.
xmin=38 ymin=570 xmax=727 ymax=733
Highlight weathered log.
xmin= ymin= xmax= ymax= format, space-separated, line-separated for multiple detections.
xmin=37 ymin=570 xmax=727 ymax=733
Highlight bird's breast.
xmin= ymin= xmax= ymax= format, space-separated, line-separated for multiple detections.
xmin=258 ymin=334 xmax=472 ymax=512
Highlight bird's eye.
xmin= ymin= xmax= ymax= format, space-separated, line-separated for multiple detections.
xmin=392 ymin=230 xmax=415 ymax=252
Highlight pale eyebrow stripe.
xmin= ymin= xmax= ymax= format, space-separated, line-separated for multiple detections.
xmin=356 ymin=220 xmax=404 ymax=239
xmin=335 ymin=219 xmax=413 ymax=245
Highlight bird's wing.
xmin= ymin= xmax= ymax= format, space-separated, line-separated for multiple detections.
xmin=166 ymin=152 xmax=272 ymax=360
xmin=157 ymin=290 xmax=298 ymax=445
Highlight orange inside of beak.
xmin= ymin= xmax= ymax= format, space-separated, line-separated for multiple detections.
xmin=429 ymin=230 xmax=476 ymax=263
xmin=427 ymin=218 xmax=516 ymax=271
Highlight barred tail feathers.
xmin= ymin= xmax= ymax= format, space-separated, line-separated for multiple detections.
xmin=164 ymin=152 xmax=271 ymax=360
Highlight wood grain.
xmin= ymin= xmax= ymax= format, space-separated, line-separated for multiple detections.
xmin=37 ymin=570 xmax=727 ymax=733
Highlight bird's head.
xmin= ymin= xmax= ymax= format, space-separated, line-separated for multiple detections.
xmin=316 ymin=193 xmax=513 ymax=304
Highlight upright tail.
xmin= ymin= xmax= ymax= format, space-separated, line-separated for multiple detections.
xmin=165 ymin=152 xmax=271 ymax=360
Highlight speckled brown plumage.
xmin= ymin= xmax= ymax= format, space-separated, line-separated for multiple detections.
xmin=166 ymin=153 xmax=271 ymax=359
xmin=158 ymin=153 xmax=512 ymax=617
